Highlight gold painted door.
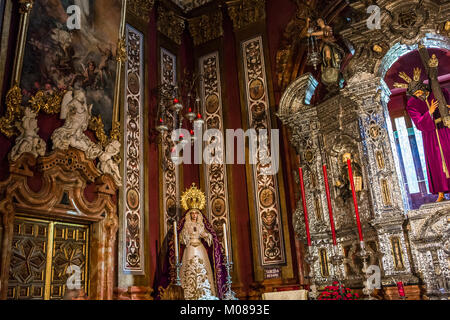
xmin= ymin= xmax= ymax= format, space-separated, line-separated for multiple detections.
xmin=7 ymin=217 xmax=89 ymax=300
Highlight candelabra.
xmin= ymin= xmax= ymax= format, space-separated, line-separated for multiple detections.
xmin=305 ymin=246 xmax=319 ymax=300
xmin=330 ymin=245 xmax=346 ymax=296
xmin=155 ymin=72 xmax=204 ymax=143
xmin=359 ymin=241 xmax=375 ymax=300
xmin=223 ymin=260 xmax=238 ymax=300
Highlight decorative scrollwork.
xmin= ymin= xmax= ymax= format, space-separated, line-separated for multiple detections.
xmin=29 ymin=88 xmax=66 ymax=114
xmin=116 ymin=37 xmax=128 ymax=63
xmin=0 ymin=85 xmax=23 ymax=138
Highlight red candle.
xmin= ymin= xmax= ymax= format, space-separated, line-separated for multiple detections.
xmin=347 ymin=159 xmax=364 ymax=242
xmin=322 ymin=165 xmax=337 ymax=246
xmin=298 ymin=168 xmax=312 ymax=246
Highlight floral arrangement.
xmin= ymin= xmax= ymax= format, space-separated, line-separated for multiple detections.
xmin=317 ymin=281 xmax=360 ymax=300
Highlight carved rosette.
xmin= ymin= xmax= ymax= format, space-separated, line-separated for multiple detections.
xmin=242 ymin=36 xmax=286 ymax=266
xmin=157 ymin=6 xmax=185 ymax=45
xmin=123 ymin=25 xmax=145 ymax=273
xmin=188 ymin=11 xmax=223 ymax=46
xmin=160 ymin=48 xmax=179 ymax=236
xmin=199 ymin=52 xmax=232 ymax=258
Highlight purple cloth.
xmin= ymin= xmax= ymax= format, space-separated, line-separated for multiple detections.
xmin=154 ymin=211 xmax=228 ymax=299
xmin=406 ymin=88 xmax=450 ymax=194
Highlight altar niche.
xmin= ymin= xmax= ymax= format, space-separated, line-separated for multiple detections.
xmin=384 ymin=47 xmax=450 ymax=209
xmin=0 ymin=149 xmax=118 ymax=300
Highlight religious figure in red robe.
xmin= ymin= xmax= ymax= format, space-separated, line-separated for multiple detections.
xmin=395 ymin=68 xmax=450 ymax=202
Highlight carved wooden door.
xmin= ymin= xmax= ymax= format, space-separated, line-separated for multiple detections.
xmin=7 ymin=216 xmax=89 ymax=300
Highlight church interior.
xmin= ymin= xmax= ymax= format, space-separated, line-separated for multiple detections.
xmin=0 ymin=0 xmax=449 ymax=301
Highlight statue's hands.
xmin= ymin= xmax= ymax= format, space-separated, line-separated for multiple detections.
xmin=430 ymin=99 xmax=439 ymax=114
xmin=206 ymin=233 xmax=213 ymax=247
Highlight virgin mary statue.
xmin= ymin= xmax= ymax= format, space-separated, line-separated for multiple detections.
xmin=156 ymin=184 xmax=227 ymax=300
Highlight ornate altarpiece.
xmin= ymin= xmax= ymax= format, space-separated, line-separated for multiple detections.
xmin=278 ymin=0 xmax=450 ymax=299
xmin=0 ymin=149 xmax=118 ymax=300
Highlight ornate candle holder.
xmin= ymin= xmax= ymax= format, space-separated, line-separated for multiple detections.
xmin=223 ymin=260 xmax=238 ymax=300
xmin=330 ymin=245 xmax=346 ymax=295
xmin=305 ymin=246 xmax=319 ymax=300
xmin=175 ymin=262 xmax=182 ymax=286
xmin=359 ymin=241 xmax=375 ymax=300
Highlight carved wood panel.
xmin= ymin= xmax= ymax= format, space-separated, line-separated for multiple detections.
xmin=7 ymin=217 xmax=89 ymax=300
xmin=123 ymin=24 xmax=145 ymax=273
xmin=199 ymin=52 xmax=232 ymax=257
xmin=241 ymin=36 xmax=286 ymax=266
xmin=7 ymin=218 xmax=48 ymax=300
xmin=50 ymin=223 xmax=89 ymax=300
xmin=160 ymin=48 xmax=179 ymax=237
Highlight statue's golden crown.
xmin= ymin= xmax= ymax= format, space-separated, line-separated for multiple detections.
xmin=181 ymin=183 xmax=206 ymax=211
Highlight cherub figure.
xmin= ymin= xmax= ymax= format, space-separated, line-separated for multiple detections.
xmin=98 ymin=140 xmax=122 ymax=186
xmin=9 ymin=108 xmax=46 ymax=162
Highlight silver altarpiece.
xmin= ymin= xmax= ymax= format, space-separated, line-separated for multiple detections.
xmin=278 ymin=0 xmax=450 ymax=299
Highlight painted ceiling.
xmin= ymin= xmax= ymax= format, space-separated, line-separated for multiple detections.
xmin=171 ymin=0 xmax=213 ymax=12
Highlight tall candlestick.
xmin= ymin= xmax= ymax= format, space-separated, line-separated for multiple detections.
xmin=347 ymin=159 xmax=364 ymax=242
xmin=223 ymin=224 xmax=229 ymax=261
xmin=174 ymin=220 xmax=179 ymax=263
xmin=298 ymin=167 xmax=312 ymax=246
xmin=322 ymin=165 xmax=337 ymax=246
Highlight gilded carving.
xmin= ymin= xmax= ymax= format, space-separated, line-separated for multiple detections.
xmin=381 ymin=179 xmax=392 ymax=206
xmin=157 ymin=6 xmax=186 ymax=45
xmin=0 ymin=85 xmax=24 ymax=138
xmin=127 ymin=0 xmax=155 ymax=22
xmin=116 ymin=37 xmax=128 ymax=63
xmin=188 ymin=11 xmax=223 ymax=46
xmin=0 ymin=85 xmax=66 ymax=138
xmin=226 ymin=0 xmax=266 ymax=31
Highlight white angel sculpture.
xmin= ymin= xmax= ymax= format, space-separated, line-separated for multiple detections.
xmin=9 ymin=108 xmax=46 ymax=162
xmin=98 ymin=140 xmax=122 ymax=186
xmin=51 ymin=89 xmax=102 ymax=159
